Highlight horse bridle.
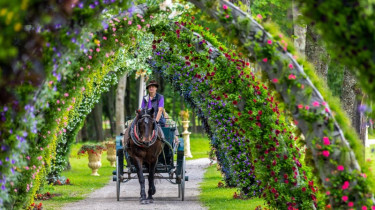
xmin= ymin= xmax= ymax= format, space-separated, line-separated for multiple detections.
xmin=130 ymin=112 xmax=158 ymax=148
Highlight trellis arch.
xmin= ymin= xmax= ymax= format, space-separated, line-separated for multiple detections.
xmin=1 ymin=1 xmax=374 ymax=209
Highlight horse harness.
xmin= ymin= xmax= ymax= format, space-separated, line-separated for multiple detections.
xmin=129 ymin=113 xmax=158 ymax=148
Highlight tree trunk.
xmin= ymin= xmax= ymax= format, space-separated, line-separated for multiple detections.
xmin=93 ymin=98 xmax=104 ymax=141
xmin=305 ymin=25 xmax=330 ymax=81
xmin=125 ymin=78 xmax=131 ymax=120
xmin=292 ymin=1 xmax=306 ymax=57
xmin=116 ymin=74 xmax=127 ymax=135
xmin=105 ymin=86 xmax=116 ymax=137
xmin=81 ymin=120 xmax=89 ymax=142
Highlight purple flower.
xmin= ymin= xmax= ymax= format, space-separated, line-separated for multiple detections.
xmin=3 ymin=106 xmax=8 ymax=112
xmin=78 ymin=3 xmax=84 ymax=8
xmin=101 ymin=21 xmax=109 ymax=30
xmin=358 ymin=104 xmax=367 ymax=113
xmin=1 ymin=185 xmax=5 ymax=191
xmin=11 ymin=159 xmax=15 ymax=164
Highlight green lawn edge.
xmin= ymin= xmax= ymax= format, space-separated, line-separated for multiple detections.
xmin=199 ymin=164 xmax=266 ymax=210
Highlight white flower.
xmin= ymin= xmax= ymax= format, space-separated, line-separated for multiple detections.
xmin=159 ymin=0 xmax=172 ymax=11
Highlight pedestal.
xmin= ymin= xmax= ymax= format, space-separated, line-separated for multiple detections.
xmin=181 ymin=121 xmax=192 ymax=158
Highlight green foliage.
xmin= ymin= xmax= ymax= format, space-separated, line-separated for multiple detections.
xmin=297 ymin=0 xmax=375 ymax=105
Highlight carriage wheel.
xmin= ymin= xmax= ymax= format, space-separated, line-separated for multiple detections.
xmin=116 ymin=155 xmax=121 ymax=201
xmin=179 ymin=156 xmax=186 ymax=201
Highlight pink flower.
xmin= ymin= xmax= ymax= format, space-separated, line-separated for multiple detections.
xmin=272 ymin=78 xmax=278 ymax=83
xmin=288 ymin=74 xmax=296 ymax=80
xmin=112 ymin=27 xmax=116 ymax=32
xmin=288 ymin=63 xmax=294 ymax=69
xmin=363 ymin=206 xmax=368 ymax=210
xmin=37 ymin=156 xmax=42 ymax=161
xmin=325 ymin=107 xmax=330 ymax=113
xmin=361 ymin=173 xmax=367 ymax=178
xmin=348 ymin=202 xmax=354 ymax=207
xmin=267 ymin=40 xmax=272 ymax=45
xmin=88 ymin=55 xmax=92 ymax=59
xmin=322 ymin=101 xmax=327 ymax=106
xmin=326 ymin=191 xmax=330 ymax=195
xmin=342 ymin=181 xmax=350 ymax=190
xmin=305 ymin=105 xmax=310 ymax=110
xmin=262 ymin=58 xmax=268 ymax=62
xmin=128 ymin=21 xmax=132 ymax=25
xmin=312 ymin=101 xmax=320 ymax=107
xmin=225 ymin=15 xmax=230 ymax=18
xmin=64 ymin=93 xmax=69 ymax=97
xmin=256 ymin=14 xmax=262 ymax=19
xmin=323 ymin=137 xmax=330 ymax=145
xmin=137 ymin=25 xmax=142 ymax=30
xmin=25 ymin=166 xmax=29 ymax=170
xmin=141 ymin=19 xmax=145 ymax=22
xmin=342 ymin=195 xmax=348 ymax=202
xmin=96 ymin=48 xmax=100 ymax=52
xmin=322 ymin=150 xmax=330 ymax=157
xmin=337 ymin=165 xmax=344 ymax=171
xmin=223 ymin=4 xmax=228 ymax=10
xmin=298 ymin=104 xmax=303 ymax=109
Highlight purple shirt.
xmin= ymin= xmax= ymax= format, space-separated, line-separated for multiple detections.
xmin=141 ymin=94 xmax=164 ymax=109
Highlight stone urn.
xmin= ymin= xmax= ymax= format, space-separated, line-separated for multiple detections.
xmin=88 ymin=150 xmax=102 ymax=176
xmin=105 ymin=141 xmax=116 ymax=167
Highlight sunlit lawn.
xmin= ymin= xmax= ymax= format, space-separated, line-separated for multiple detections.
xmin=41 ymin=143 xmax=115 ymax=209
xmin=200 ymin=164 xmax=266 ymax=210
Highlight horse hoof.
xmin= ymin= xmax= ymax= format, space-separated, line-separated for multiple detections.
xmin=140 ymin=199 xmax=149 ymax=205
xmin=148 ymin=198 xmax=154 ymax=203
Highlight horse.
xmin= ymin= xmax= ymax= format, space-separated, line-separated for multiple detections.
xmin=122 ymin=108 xmax=164 ymax=204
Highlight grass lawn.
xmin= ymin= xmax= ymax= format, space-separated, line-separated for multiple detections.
xmin=187 ymin=133 xmax=211 ymax=160
xmin=41 ymin=143 xmax=116 ymax=209
xmin=200 ymin=164 xmax=266 ymax=210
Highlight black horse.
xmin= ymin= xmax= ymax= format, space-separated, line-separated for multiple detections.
xmin=123 ymin=108 xmax=164 ymax=204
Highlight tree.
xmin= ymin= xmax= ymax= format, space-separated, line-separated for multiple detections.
xmin=116 ymin=74 xmax=127 ymax=135
xmin=92 ymin=98 xmax=104 ymax=141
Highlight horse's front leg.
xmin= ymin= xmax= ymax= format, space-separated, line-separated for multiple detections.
xmin=147 ymin=161 xmax=157 ymax=202
xmin=134 ymin=157 xmax=147 ymax=204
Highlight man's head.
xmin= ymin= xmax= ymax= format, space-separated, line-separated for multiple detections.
xmin=146 ymin=80 xmax=158 ymax=94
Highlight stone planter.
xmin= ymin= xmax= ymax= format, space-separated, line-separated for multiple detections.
xmin=88 ymin=150 xmax=102 ymax=176
xmin=105 ymin=142 xmax=116 ymax=167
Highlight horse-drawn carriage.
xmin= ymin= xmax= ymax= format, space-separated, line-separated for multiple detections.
xmin=113 ymin=111 xmax=188 ymax=203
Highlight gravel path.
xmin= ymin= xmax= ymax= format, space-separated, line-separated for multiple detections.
xmin=63 ymin=158 xmax=210 ymax=210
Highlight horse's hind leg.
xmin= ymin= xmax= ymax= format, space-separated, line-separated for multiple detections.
xmin=147 ymin=161 xmax=157 ymax=202
xmin=134 ymin=158 xmax=148 ymax=204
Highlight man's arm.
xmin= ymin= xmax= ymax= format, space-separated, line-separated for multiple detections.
xmin=155 ymin=95 xmax=164 ymax=122
xmin=156 ymin=107 xmax=164 ymax=122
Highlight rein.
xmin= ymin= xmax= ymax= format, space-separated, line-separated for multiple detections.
xmin=130 ymin=114 xmax=158 ymax=148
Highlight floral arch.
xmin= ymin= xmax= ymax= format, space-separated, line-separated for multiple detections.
xmin=1 ymin=1 xmax=374 ymax=209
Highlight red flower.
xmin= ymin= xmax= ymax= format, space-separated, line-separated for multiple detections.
xmin=187 ymin=43 xmax=192 ymax=47
xmin=258 ymin=110 xmax=262 ymax=115
xmin=232 ymin=100 xmax=238 ymax=105
xmin=302 ymin=187 xmax=306 ymax=192
xmin=248 ymin=110 xmax=253 ymax=115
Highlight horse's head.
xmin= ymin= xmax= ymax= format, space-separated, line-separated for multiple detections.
xmin=136 ymin=108 xmax=156 ymax=143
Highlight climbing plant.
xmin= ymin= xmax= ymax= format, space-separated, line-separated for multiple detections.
xmin=1 ymin=0 xmax=375 ymax=209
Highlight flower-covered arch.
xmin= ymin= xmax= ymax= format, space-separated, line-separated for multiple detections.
xmin=1 ymin=1 xmax=374 ymax=209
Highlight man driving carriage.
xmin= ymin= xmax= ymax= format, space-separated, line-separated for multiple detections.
xmin=141 ymin=80 xmax=166 ymax=126
xmin=141 ymin=80 xmax=179 ymax=144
